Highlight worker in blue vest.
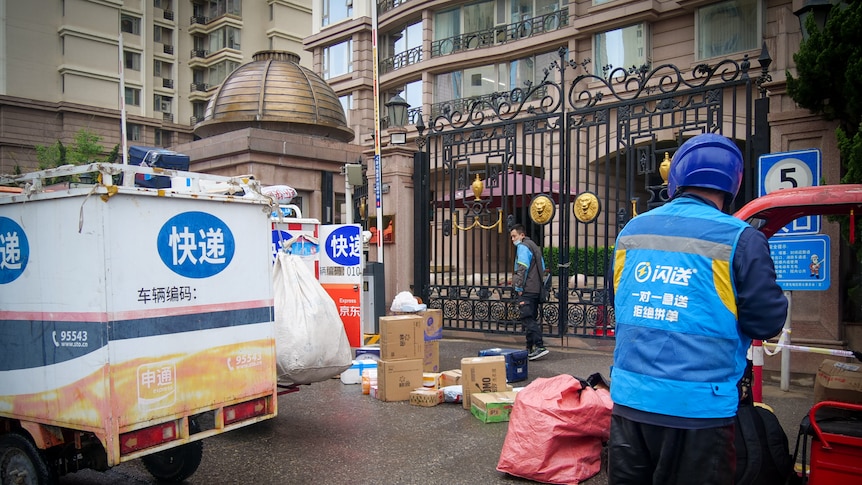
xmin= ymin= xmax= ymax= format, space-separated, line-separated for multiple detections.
xmin=510 ymin=223 xmax=550 ymax=361
xmin=608 ymin=134 xmax=787 ymax=484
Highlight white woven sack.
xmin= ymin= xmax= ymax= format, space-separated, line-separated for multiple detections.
xmin=273 ymin=253 xmax=352 ymax=384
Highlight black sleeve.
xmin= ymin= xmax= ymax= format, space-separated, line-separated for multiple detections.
xmin=733 ymin=227 xmax=788 ymax=340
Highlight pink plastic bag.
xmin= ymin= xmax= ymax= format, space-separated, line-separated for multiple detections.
xmin=496 ymin=374 xmax=613 ymax=484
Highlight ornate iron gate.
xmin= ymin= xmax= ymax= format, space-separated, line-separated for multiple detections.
xmin=412 ymin=47 xmax=769 ymax=343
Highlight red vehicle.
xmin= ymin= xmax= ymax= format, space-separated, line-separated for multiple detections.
xmin=734 ymin=185 xmax=862 ymax=484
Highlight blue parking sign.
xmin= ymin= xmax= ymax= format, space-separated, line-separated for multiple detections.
xmin=758 ymin=149 xmax=821 ymax=235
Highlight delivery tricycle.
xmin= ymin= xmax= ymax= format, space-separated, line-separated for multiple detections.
xmin=0 ymin=163 xmax=281 ymax=484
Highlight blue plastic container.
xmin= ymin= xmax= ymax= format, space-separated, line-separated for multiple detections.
xmin=477 ymin=348 xmax=528 ymax=382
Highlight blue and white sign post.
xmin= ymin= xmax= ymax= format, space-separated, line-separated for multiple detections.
xmin=758 ymin=148 xmax=825 ymax=291
xmin=757 ymin=149 xmax=824 ymax=392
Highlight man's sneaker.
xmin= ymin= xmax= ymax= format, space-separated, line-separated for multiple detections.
xmin=528 ymin=347 xmax=549 ymax=361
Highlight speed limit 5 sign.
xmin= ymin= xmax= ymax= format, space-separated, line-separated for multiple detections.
xmin=758 ymin=149 xmax=822 ymax=235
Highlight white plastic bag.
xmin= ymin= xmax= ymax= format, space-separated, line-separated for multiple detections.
xmin=390 ymin=291 xmax=427 ymax=312
xmin=273 ymin=253 xmax=352 ymax=384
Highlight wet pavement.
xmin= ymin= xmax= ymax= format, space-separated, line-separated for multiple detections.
xmin=60 ymin=335 xmax=817 ymax=484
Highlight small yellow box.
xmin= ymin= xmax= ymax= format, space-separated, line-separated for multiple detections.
xmin=409 ymin=388 xmax=444 ymax=407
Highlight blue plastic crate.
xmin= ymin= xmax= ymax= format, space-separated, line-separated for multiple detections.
xmin=478 ymin=348 xmax=528 ymax=382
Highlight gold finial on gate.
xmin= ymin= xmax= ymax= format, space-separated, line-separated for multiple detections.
xmin=659 ymin=152 xmax=671 ymax=185
xmin=471 ymin=174 xmax=484 ymax=201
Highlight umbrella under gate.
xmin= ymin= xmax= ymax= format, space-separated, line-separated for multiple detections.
xmin=435 ymin=169 xmax=570 ymax=209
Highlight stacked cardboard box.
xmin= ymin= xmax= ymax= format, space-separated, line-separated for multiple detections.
xmin=376 ymin=315 xmax=425 ymax=402
xmin=471 ymin=391 xmax=518 ymax=423
xmin=461 ymin=356 xmax=507 ymax=410
xmin=814 ymin=359 xmax=862 ymax=404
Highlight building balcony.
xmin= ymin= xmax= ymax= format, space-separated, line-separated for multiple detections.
xmin=378 ymin=0 xmax=413 ymax=15
xmin=431 ymin=7 xmax=568 ymax=58
xmin=379 ymin=46 xmax=422 ymax=75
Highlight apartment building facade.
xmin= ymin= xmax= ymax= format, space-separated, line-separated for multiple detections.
xmin=0 ymin=0 xmax=311 ymax=174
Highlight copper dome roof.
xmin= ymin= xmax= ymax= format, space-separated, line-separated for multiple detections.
xmin=194 ymin=51 xmax=354 ymax=142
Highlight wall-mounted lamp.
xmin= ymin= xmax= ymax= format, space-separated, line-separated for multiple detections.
xmin=794 ymin=0 xmax=835 ymax=39
xmin=385 ymin=94 xmax=409 ymax=145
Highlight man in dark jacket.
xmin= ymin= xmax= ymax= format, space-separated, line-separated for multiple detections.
xmin=608 ymin=133 xmax=788 ymax=484
xmin=510 ymin=224 xmax=549 ymax=361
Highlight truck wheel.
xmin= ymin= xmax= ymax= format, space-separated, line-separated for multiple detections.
xmin=141 ymin=440 xmax=203 ymax=483
xmin=0 ymin=433 xmax=56 ymax=485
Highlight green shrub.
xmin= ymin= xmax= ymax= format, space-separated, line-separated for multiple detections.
xmin=542 ymin=246 xmax=614 ymax=277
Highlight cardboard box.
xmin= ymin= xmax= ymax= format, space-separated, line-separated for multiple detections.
xmin=379 ymin=315 xmax=424 ymax=361
xmin=377 ymin=359 xmax=424 ymax=402
xmin=440 ymin=369 xmax=462 ymax=388
xmin=423 ymin=372 xmax=441 ymax=389
xmin=461 ymin=356 xmax=507 ymax=410
xmin=424 ymin=340 xmax=440 ymax=372
xmin=419 ymin=309 xmax=443 ymax=341
xmin=410 ymin=388 xmax=445 ymax=407
xmin=478 ymin=348 xmax=528 ymax=382
xmin=470 ymin=391 xmax=518 ymax=423
xmin=815 ymin=359 xmax=862 ymax=404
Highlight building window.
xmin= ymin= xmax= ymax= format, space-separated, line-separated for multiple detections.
xmin=434 ymin=0 xmax=560 ymax=41
xmin=192 ymin=101 xmax=207 ymax=121
xmin=434 ymin=50 xmax=554 ymax=105
xmin=401 ymin=80 xmax=421 ymax=113
xmin=124 ymin=51 xmax=141 ymax=71
xmin=125 ymin=87 xmax=141 ymax=106
xmin=696 ymin=0 xmax=759 ymax=60
xmin=155 ymin=129 xmax=171 ymax=147
xmin=206 ymin=60 xmax=240 ymax=86
xmin=323 ymin=40 xmax=352 ymax=80
xmin=153 ymin=59 xmax=172 ymax=78
xmin=339 ymin=94 xmax=352 ymax=125
xmin=594 ymin=23 xmax=647 ymax=76
xmin=208 ymin=26 xmax=241 ymax=52
xmin=383 ymin=21 xmax=422 ymax=60
xmin=201 ymin=0 xmax=241 ymax=18
xmin=154 ymin=25 xmax=173 ymax=44
xmin=322 ymin=0 xmax=352 ymax=27
xmin=121 ymin=15 xmax=141 ymax=35
xmin=127 ymin=123 xmax=142 ymax=141
xmin=154 ymin=95 xmax=172 ymax=112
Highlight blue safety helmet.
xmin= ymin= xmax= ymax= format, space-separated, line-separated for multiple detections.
xmin=668 ymin=133 xmax=744 ymax=203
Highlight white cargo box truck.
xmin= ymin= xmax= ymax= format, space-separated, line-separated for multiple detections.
xmin=0 ymin=163 xmax=280 ymax=483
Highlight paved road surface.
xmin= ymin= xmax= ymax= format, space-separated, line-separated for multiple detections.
xmin=60 ymin=337 xmax=816 ymax=484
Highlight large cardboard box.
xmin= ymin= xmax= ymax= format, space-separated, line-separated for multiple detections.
xmin=461 ymin=356 xmax=507 ymax=410
xmin=377 ymin=359 xmax=424 ymax=402
xmin=470 ymin=391 xmax=518 ymax=423
xmin=814 ymin=359 xmax=862 ymax=404
xmin=424 ymin=340 xmax=440 ymax=372
xmin=419 ymin=309 xmax=443 ymax=341
xmin=379 ymin=315 xmax=424 ymax=361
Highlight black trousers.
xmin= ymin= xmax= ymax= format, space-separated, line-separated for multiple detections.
xmin=608 ymin=414 xmax=736 ymax=485
xmin=518 ymin=293 xmax=542 ymax=349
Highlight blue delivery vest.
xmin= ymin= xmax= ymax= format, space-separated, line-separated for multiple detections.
xmin=611 ymin=197 xmax=751 ymax=419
